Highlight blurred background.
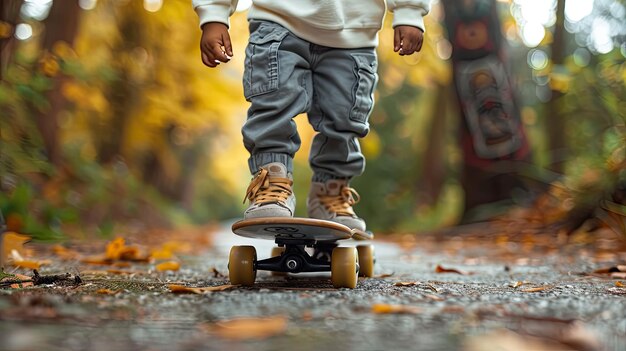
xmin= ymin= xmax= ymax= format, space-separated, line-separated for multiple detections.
xmin=0 ymin=0 xmax=624 ymax=240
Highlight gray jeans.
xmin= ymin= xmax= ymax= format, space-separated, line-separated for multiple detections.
xmin=242 ymin=21 xmax=378 ymax=182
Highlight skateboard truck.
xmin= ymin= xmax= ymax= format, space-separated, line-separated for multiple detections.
xmin=255 ymin=240 xmax=346 ymax=274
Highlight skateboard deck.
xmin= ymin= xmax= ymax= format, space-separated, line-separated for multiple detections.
xmin=232 ymin=217 xmax=352 ymax=242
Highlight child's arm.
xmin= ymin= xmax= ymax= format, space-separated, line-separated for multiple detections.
xmin=387 ymin=0 xmax=431 ymax=55
xmin=192 ymin=0 xmax=238 ymax=68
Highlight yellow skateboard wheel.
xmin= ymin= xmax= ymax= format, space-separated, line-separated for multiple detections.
xmin=331 ymin=247 xmax=358 ymax=289
xmin=357 ymin=245 xmax=375 ymax=277
xmin=229 ymin=246 xmax=257 ymax=286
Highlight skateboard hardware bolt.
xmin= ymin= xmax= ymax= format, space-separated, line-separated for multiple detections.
xmin=286 ymin=259 xmax=298 ymax=270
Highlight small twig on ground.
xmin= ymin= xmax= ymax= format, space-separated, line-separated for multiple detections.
xmin=32 ymin=270 xmax=83 ymax=286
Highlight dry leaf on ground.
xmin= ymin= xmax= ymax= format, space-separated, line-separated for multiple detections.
xmin=96 ymin=289 xmax=120 ymax=295
xmin=592 ymin=265 xmax=626 ymax=274
xmin=435 ymin=264 xmax=468 ymax=275
xmin=156 ymin=261 xmax=180 ymax=271
xmin=371 ymin=303 xmax=421 ymax=314
xmin=374 ymin=272 xmax=395 ymax=278
xmin=1 ymin=232 xmax=32 ymax=267
xmin=394 ymin=281 xmax=419 ymax=287
xmin=0 ymin=272 xmax=33 ymax=288
xmin=616 ymin=281 xmax=625 ymax=287
xmin=510 ymin=281 xmax=525 ymax=288
xmin=204 ymin=316 xmax=288 ymax=340
xmin=169 ymin=284 xmax=235 ymax=294
xmin=521 ymin=286 xmax=553 ymax=293
xmin=12 ymin=260 xmax=43 ymax=269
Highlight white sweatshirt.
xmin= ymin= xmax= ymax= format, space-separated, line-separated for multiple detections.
xmin=192 ymin=0 xmax=431 ymax=48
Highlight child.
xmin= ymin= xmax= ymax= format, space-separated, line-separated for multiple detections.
xmin=193 ymin=0 xmax=430 ymax=233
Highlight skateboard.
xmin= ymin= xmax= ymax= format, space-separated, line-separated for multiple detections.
xmin=229 ymin=217 xmax=375 ymax=289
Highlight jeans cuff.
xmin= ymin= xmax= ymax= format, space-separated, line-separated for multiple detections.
xmin=249 ymin=153 xmax=294 ymax=174
xmin=312 ymin=172 xmax=351 ymax=183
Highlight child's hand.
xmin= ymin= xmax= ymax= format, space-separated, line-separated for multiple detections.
xmin=200 ymin=22 xmax=233 ymax=68
xmin=393 ymin=26 xmax=424 ymax=56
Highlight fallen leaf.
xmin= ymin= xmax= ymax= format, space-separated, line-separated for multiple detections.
xmin=371 ymin=303 xmax=421 ymax=314
xmin=521 ymin=286 xmax=553 ymax=293
xmin=592 ymin=265 xmax=626 ymax=274
xmin=425 ymin=284 xmax=439 ymax=292
xmin=374 ymin=272 xmax=395 ymax=278
xmin=394 ymin=281 xmax=418 ymax=287
xmin=106 ymin=269 xmax=145 ymax=275
xmin=104 ymin=237 xmax=150 ymax=262
xmin=205 ymin=316 xmax=288 ymax=340
xmin=510 ymin=281 xmax=531 ymax=288
xmin=435 ymin=264 xmax=467 ymax=275
xmin=80 ymin=255 xmax=113 ymax=265
xmin=0 ymin=271 xmax=33 ymax=288
xmin=616 ymin=281 xmax=625 ymax=287
xmin=1 ymin=232 xmax=31 ymax=266
xmin=169 ymin=284 xmax=235 ymax=294
xmin=441 ymin=305 xmax=465 ymax=314
xmin=12 ymin=260 xmax=41 ymax=269
xmin=156 ymin=261 xmax=180 ymax=271
xmin=424 ymin=294 xmax=444 ymax=301
xmin=96 ymin=288 xmax=120 ymax=295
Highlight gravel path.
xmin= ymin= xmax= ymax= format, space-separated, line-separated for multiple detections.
xmin=1 ymin=222 xmax=625 ymax=351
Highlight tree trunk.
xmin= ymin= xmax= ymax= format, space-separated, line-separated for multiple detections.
xmin=97 ymin=1 xmax=143 ymax=164
xmin=35 ymin=0 xmax=82 ymax=167
xmin=546 ymin=0 xmax=567 ymax=173
xmin=418 ymin=83 xmax=449 ymax=206
xmin=0 ymin=0 xmax=23 ymax=81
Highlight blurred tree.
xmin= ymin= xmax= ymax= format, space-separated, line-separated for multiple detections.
xmin=442 ymin=0 xmax=531 ymax=222
xmin=0 ymin=0 xmax=23 ymax=80
xmin=35 ymin=0 xmax=82 ymax=166
xmin=546 ymin=0 xmax=567 ymax=172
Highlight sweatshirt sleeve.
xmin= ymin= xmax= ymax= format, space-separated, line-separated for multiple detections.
xmin=191 ymin=0 xmax=239 ymax=28
xmin=387 ymin=0 xmax=431 ymax=32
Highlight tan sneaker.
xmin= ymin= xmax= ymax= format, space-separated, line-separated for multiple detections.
xmin=307 ymin=179 xmax=366 ymax=231
xmin=243 ymin=162 xmax=295 ymax=219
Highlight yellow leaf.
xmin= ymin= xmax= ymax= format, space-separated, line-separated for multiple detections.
xmin=1 ymin=232 xmax=31 ymax=266
xmin=204 ymin=316 xmax=288 ymax=340
xmin=156 ymin=261 xmax=180 ymax=271
xmin=521 ymin=286 xmax=553 ymax=293
xmin=616 ymin=281 xmax=624 ymax=288
xmin=105 ymin=237 xmax=126 ymax=260
xmin=169 ymin=284 xmax=235 ymax=294
xmin=96 ymin=288 xmax=120 ymax=295
xmin=371 ymin=303 xmax=421 ymax=314
xmin=150 ymin=249 xmax=173 ymax=260
xmin=12 ymin=260 xmax=41 ymax=269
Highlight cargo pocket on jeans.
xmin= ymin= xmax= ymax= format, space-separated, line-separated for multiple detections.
xmin=349 ymin=53 xmax=378 ymax=124
xmin=243 ymin=23 xmax=290 ymax=100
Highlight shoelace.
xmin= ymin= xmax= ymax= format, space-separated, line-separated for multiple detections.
xmin=319 ymin=186 xmax=361 ymax=216
xmin=243 ymin=168 xmax=293 ymax=205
